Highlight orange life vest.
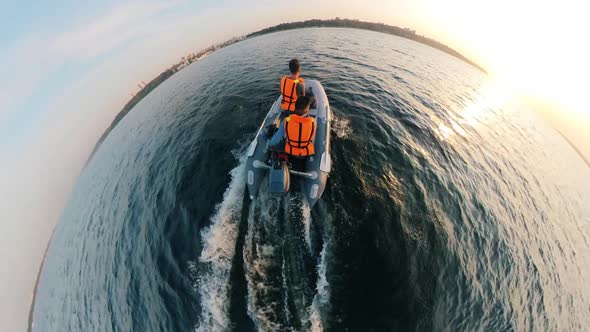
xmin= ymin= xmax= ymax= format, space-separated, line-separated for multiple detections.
xmin=280 ymin=76 xmax=304 ymax=111
xmin=284 ymin=115 xmax=315 ymax=156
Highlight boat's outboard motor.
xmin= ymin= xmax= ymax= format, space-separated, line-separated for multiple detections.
xmin=269 ymin=159 xmax=290 ymax=194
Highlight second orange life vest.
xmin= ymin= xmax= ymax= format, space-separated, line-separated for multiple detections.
xmin=284 ymin=115 xmax=315 ymax=156
xmin=280 ymin=76 xmax=304 ymax=111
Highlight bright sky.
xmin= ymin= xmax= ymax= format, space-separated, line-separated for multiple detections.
xmin=1 ymin=0 xmax=589 ymax=330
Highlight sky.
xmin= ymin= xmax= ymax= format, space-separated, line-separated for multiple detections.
xmin=1 ymin=0 xmax=589 ymax=330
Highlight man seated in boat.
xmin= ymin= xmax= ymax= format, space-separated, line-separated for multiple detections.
xmin=280 ymin=59 xmax=316 ymax=112
xmin=269 ymin=96 xmax=316 ymax=167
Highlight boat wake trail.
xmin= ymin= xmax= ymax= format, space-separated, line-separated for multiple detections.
xmin=194 ymin=155 xmax=332 ymax=331
xmin=331 ymin=113 xmax=352 ymax=139
xmin=308 ymin=202 xmax=332 ymax=332
xmin=195 ymin=156 xmax=247 ymax=332
xmin=243 ymin=190 xmax=332 ymax=331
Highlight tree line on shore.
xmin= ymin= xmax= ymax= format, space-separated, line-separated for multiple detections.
xmin=247 ymin=18 xmax=485 ymax=72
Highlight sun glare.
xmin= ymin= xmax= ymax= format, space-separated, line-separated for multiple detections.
xmin=438 ymin=80 xmax=512 ymax=141
xmin=420 ymin=0 xmax=589 ymax=119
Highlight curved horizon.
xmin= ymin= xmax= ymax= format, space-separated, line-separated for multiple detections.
xmin=2 ymin=1 xmax=589 ymax=330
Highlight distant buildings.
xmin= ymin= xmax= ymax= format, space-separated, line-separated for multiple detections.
xmin=132 ymin=35 xmax=247 ymax=95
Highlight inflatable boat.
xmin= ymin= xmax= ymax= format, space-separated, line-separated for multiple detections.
xmin=245 ymin=79 xmax=331 ymax=207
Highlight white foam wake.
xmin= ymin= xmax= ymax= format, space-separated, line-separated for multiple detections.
xmin=243 ymin=194 xmax=285 ymax=331
xmin=242 ymin=186 xmax=332 ymax=331
xmin=331 ymin=114 xmax=352 ymax=139
xmin=309 ymin=241 xmax=330 ymax=332
xmin=195 ymin=157 xmax=246 ymax=332
xmin=301 ymin=202 xmax=313 ymax=251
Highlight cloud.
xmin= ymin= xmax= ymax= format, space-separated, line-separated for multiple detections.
xmin=0 ymin=33 xmax=55 ymax=118
xmin=49 ymin=1 xmax=178 ymax=59
xmin=0 ymin=1 xmax=181 ymax=126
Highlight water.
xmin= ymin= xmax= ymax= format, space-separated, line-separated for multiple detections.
xmin=33 ymin=28 xmax=590 ymax=331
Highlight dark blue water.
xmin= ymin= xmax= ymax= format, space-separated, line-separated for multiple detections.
xmin=33 ymin=28 xmax=590 ymax=331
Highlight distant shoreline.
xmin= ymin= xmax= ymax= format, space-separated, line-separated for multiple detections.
xmin=247 ymin=19 xmax=486 ymax=72
xmin=84 ymin=18 xmax=485 ymax=166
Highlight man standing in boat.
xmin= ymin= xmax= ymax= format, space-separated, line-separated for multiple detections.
xmin=280 ymin=59 xmax=315 ymax=111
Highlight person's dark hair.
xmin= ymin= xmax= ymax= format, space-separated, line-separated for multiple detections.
xmin=294 ymin=95 xmax=311 ymax=115
xmin=289 ymin=59 xmax=300 ymax=74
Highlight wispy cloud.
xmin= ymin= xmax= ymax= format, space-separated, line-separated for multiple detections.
xmin=49 ymin=1 xmax=177 ymax=59
xmin=0 ymin=33 xmax=53 ymax=118
xmin=0 ymin=1 xmax=181 ymax=125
